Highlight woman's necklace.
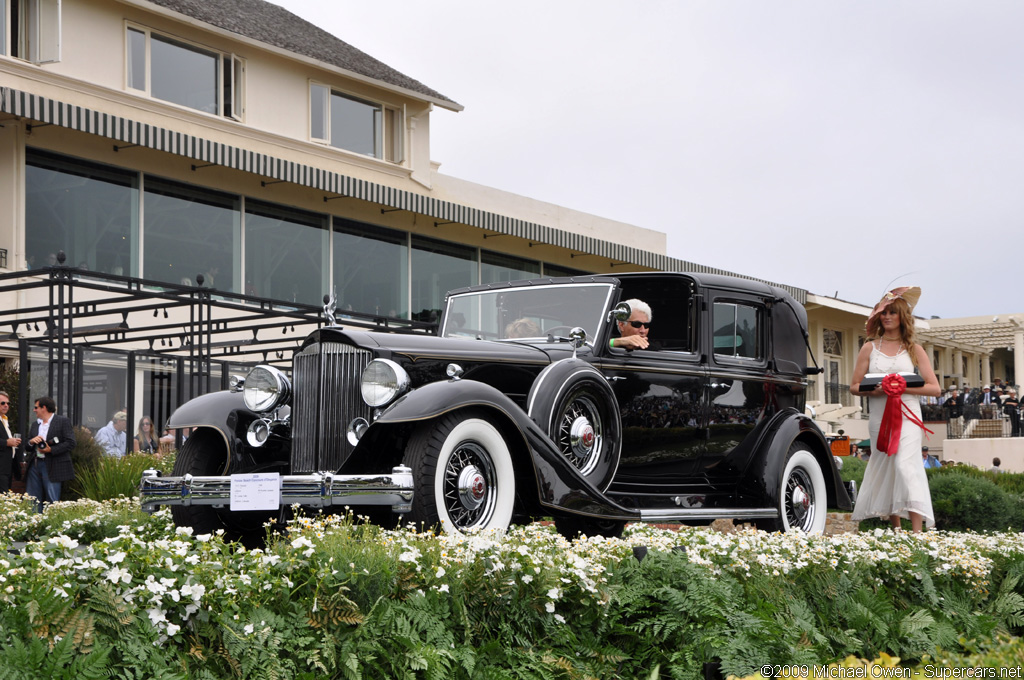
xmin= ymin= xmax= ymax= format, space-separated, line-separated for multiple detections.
xmin=876 ymin=335 xmax=903 ymax=371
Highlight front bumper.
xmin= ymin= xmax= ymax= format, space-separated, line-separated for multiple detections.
xmin=139 ymin=466 xmax=414 ymax=514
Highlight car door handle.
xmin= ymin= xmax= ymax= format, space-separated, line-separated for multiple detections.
xmin=710 ymin=381 xmax=732 ymax=389
xmin=606 ymin=376 xmax=625 ymax=382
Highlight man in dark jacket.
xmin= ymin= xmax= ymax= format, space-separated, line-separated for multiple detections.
xmin=0 ymin=391 xmax=23 ymax=493
xmin=24 ymin=396 xmax=75 ymax=512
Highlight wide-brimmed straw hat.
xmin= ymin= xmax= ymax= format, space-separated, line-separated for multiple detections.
xmin=866 ymin=286 xmax=921 ymax=331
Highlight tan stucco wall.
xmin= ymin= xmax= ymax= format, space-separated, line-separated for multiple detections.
xmin=944 ymin=439 xmax=1024 ymax=473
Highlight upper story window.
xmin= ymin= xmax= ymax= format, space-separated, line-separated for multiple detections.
xmin=713 ymin=301 xmax=762 ymax=360
xmin=310 ymin=82 xmax=403 ymax=162
xmin=2 ymin=0 xmax=61 ymax=62
xmin=126 ymin=24 xmax=244 ymax=120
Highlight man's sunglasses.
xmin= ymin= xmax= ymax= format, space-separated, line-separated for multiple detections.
xmin=0 ymin=401 xmax=8 ymax=406
xmin=629 ymin=321 xmax=651 ymax=329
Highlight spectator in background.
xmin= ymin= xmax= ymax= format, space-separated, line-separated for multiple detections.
xmin=1004 ymin=389 xmax=1020 ymax=437
xmin=95 ymin=411 xmax=128 ymax=458
xmin=133 ymin=415 xmax=159 ymax=454
xmin=24 ymin=396 xmax=75 ymax=512
xmin=0 ymin=391 xmax=22 ymax=494
xmin=943 ymin=387 xmax=964 ymax=418
xmin=980 ymin=385 xmax=1000 ymax=406
xmin=989 ymin=457 xmax=1002 ymax=474
xmin=921 ymin=446 xmax=941 ymax=469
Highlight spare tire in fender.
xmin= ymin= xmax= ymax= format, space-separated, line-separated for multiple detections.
xmin=527 ymin=358 xmax=622 ymax=492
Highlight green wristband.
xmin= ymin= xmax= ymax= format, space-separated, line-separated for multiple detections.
xmin=609 ymin=338 xmax=615 ymax=349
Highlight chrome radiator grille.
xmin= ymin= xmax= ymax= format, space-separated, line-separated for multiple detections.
xmin=291 ymin=342 xmax=373 ymax=474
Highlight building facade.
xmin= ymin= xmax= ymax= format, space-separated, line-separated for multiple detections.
xmin=1 ymin=0 xmax=806 ymax=436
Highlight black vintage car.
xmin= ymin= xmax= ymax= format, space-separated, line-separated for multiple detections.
xmin=140 ymin=272 xmax=852 ymax=539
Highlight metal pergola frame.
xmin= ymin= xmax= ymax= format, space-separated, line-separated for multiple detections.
xmin=0 ymin=258 xmax=434 ymax=438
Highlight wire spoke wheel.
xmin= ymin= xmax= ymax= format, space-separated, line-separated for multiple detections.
xmin=784 ymin=466 xmax=817 ymax=531
xmin=555 ymin=391 xmax=605 ymax=476
xmin=755 ymin=443 xmax=828 ymax=534
xmin=441 ymin=440 xmax=499 ymax=530
xmin=406 ymin=411 xmax=516 ymax=535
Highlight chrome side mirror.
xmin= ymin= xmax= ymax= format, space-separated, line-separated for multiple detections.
xmin=569 ymin=327 xmax=587 ymax=359
xmin=608 ymin=302 xmax=631 ymax=324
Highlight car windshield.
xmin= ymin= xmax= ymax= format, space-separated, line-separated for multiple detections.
xmin=441 ymin=283 xmax=616 ymax=342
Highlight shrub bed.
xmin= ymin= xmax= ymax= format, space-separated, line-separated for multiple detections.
xmin=1 ymin=496 xmax=1024 ymax=679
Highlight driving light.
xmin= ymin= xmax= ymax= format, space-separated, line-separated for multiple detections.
xmin=246 ymin=418 xmax=272 ymax=447
xmin=360 ymin=359 xmax=410 ymax=407
xmin=243 ymin=365 xmax=291 ymax=413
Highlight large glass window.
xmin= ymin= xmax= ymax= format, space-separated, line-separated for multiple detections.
xmin=80 ymin=350 xmax=128 ymax=447
xmin=542 ymin=263 xmax=586 ymax=278
xmin=245 ymin=201 xmax=328 ymax=305
xmin=134 ymin=355 xmax=178 ymax=449
xmin=126 ymin=26 xmax=242 ymax=119
xmin=143 ymin=178 xmax=239 ymax=291
xmin=481 ymin=251 xmax=540 ymax=284
xmin=411 ymin=236 xmax=476 ymax=324
xmin=310 ymin=83 xmax=401 ymax=162
xmin=25 ymin=150 xmax=137 ymax=275
xmin=334 ymin=220 xmax=407 ymax=318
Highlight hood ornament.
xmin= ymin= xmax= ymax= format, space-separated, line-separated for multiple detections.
xmin=323 ymin=287 xmax=338 ymax=326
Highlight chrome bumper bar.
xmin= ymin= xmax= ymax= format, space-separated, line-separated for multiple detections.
xmin=139 ymin=466 xmax=414 ymax=514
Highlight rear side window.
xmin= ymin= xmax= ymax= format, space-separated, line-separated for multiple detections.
xmin=713 ymin=302 xmax=762 ymax=360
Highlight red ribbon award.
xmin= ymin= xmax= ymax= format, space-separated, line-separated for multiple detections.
xmin=875 ymin=373 xmax=933 ymax=455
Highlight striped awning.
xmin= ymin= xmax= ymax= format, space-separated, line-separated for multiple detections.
xmin=1 ymin=86 xmax=806 ymax=302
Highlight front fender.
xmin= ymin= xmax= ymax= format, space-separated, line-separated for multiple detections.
xmin=370 ymin=379 xmax=642 ymax=521
xmin=744 ymin=410 xmax=852 ymax=511
xmin=166 ymin=391 xmax=258 ymax=460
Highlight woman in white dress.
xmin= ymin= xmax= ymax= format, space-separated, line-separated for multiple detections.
xmin=850 ymin=286 xmax=941 ymax=532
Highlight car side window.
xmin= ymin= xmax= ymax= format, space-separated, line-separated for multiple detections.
xmin=713 ymin=302 xmax=762 ymax=360
xmin=615 ymin=278 xmax=695 ymax=353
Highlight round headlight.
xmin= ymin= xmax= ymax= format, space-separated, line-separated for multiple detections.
xmin=243 ymin=365 xmax=291 ymax=413
xmin=361 ymin=359 xmax=411 ymax=408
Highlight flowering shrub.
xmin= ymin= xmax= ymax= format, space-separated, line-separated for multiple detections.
xmin=1 ymin=495 xmax=1023 ymax=678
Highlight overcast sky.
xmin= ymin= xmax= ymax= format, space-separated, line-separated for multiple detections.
xmin=274 ymin=0 xmax=1024 ymax=320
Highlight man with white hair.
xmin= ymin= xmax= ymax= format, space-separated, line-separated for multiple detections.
xmin=609 ymin=298 xmax=651 ymax=351
xmin=95 ymin=410 xmax=128 ymax=457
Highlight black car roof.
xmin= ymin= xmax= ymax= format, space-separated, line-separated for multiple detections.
xmin=446 ymin=272 xmax=787 ymax=301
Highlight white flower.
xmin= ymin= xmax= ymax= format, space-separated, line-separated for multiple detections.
xmin=554 ymin=614 xmax=565 ymax=624
xmin=435 ymin=566 xmax=446 ymax=578
xmin=291 ymin=536 xmax=315 ymax=550
xmin=438 ymin=584 xmax=450 ymax=593
xmin=522 ymin=574 xmax=533 ymax=583
xmin=105 ymin=567 xmax=131 ymax=585
xmin=147 ymin=608 xmax=167 ymax=626
xmin=244 ymin=623 xmax=254 ymax=635
xmin=545 ymin=601 xmax=555 ymax=613
xmin=166 ymin=622 xmax=181 ymax=636
xmin=107 ymin=551 xmax=126 ymax=564
xmin=547 ymin=588 xmax=560 ymax=600
xmin=48 ymin=535 xmax=79 ymax=550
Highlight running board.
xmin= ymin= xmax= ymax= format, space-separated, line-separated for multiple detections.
xmin=638 ymin=507 xmax=779 ymax=522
